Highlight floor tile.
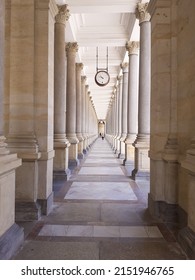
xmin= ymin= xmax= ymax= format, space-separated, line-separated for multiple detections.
xmin=78 ymin=166 xmax=124 ymax=175
xmin=66 ymin=225 xmax=93 ymax=237
xmin=119 ymin=226 xmax=148 ymax=238
xmin=14 ymin=241 xmax=99 ymax=260
xmin=94 ymin=225 xmax=120 ymax=237
xmin=145 ymin=226 xmax=163 ymax=238
xmin=64 ymin=182 xmax=137 ymax=200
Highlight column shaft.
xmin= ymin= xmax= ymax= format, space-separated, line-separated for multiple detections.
xmin=133 ymin=3 xmax=151 ymax=178
xmin=0 ymin=0 xmax=23 ymax=259
xmin=124 ymin=41 xmax=139 ymax=166
xmin=76 ymin=63 xmax=84 ymax=158
xmin=66 ymin=42 xmax=79 ymax=167
xmin=54 ymin=5 xmax=70 ymax=179
xmin=120 ymin=63 xmax=128 ymax=158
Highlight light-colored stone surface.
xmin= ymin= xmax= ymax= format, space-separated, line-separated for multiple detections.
xmin=78 ymin=166 xmax=124 ymax=175
xmin=65 ymin=182 xmax=137 ymax=200
xmin=39 ymin=224 xmax=162 ymax=238
xmin=0 ymin=154 xmax=21 ymax=235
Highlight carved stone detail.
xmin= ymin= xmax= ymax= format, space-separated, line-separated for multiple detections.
xmin=66 ymin=42 xmax=79 ymax=53
xmin=55 ymin=4 xmax=70 ymax=24
xmin=126 ymin=41 xmax=139 ymax=55
xmin=136 ymin=3 xmax=151 ymax=24
xmin=120 ymin=62 xmax=129 ymax=73
xmin=76 ymin=63 xmax=84 ymax=71
xmin=81 ymin=76 xmax=87 ymax=82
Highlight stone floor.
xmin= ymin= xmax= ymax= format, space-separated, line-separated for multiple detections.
xmin=13 ymin=138 xmax=187 ymax=260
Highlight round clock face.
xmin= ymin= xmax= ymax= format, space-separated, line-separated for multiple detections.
xmin=95 ymin=70 xmax=110 ymax=86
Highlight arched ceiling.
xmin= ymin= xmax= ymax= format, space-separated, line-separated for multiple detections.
xmin=55 ymin=0 xmax=148 ymax=120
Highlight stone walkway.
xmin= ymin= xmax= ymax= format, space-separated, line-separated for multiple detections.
xmin=13 ymin=138 xmax=187 ymax=260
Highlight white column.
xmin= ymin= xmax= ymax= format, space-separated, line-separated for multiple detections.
xmin=116 ymin=76 xmax=123 ymax=157
xmin=133 ymin=3 xmax=151 ymax=178
xmin=66 ymin=42 xmax=79 ymax=167
xmin=124 ymin=41 xmax=139 ymax=167
xmin=0 ymin=0 xmax=23 ymax=259
xmin=76 ymin=63 xmax=84 ymax=158
xmin=54 ymin=5 xmax=70 ymax=179
xmin=114 ymin=85 xmax=119 ymax=153
xmin=81 ymin=76 xmax=87 ymax=153
xmin=120 ymin=63 xmax=128 ymax=158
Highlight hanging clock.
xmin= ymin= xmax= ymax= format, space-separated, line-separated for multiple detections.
xmin=95 ymin=47 xmax=110 ymax=87
xmin=95 ymin=70 xmax=110 ymax=87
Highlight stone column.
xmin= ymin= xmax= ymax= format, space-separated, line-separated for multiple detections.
xmin=117 ymin=76 xmax=123 ymax=157
xmin=132 ymin=2 xmax=151 ymax=178
xmin=114 ymin=85 xmax=119 ymax=153
xmin=120 ymin=62 xmax=129 ymax=158
xmin=0 ymin=0 xmax=23 ymax=259
xmin=124 ymin=41 xmax=139 ymax=168
xmin=54 ymin=5 xmax=70 ymax=180
xmin=7 ymin=0 xmax=45 ymax=220
xmin=76 ymin=63 xmax=84 ymax=158
xmin=81 ymin=76 xmax=87 ymax=153
xmin=147 ymin=0 xmax=179 ymax=223
xmin=66 ymin=42 xmax=79 ymax=167
xmin=85 ymin=86 xmax=90 ymax=150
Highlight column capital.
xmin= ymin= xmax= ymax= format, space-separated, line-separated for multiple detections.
xmin=126 ymin=41 xmax=139 ymax=55
xmin=81 ymin=75 xmax=87 ymax=82
xmin=120 ymin=62 xmax=129 ymax=73
xmin=136 ymin=2 xmax=151 ymax=24
xmin=76 ymin=63 xmax=84 ymax=71
xmin=66 ymin=42 xmax=79 ymax=54
xmin=117 ymin=75 xmax=123 ymax=83
xmin=55 ymin=5 xmax=70 ymax=25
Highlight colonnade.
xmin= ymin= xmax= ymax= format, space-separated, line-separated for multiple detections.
xmin=1 ymin=0 xmax=195 ymax=260
xmin=0 ymin=0 xmax=97 ymax=259
xmin=106 ymin=2 xmax=151 ymax=179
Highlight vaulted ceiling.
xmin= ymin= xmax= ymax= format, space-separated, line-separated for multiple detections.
xmin=55 ymin=0 xmax=147 ymax=120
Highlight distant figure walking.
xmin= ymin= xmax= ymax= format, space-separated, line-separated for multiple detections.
xmin=102 ymin=135 xmax=104 ymax=140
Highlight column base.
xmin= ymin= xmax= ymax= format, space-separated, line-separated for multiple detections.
xmin=53 ymin=168 xmax=71 ymax=181
xmin=78 ymin=153 xmax=84 ymax=159
xmin=0 ymin=223 xmax=24 ymax=260
xmin=148 ymin=193 xmax=187 ymax=225
xmin=83 ymin=148 xmax=88 ymax=154
xmin=37 ymin=192 xmax=53 ymax=216
xmin=178 ymin=227 xmax=195 ymax=259
xmin=15 ymin=201 xmax=41 ymax=222
xmin=68 ymin=159 xmax=80 ymax=169
xmin=132 ymin=169 xmax=150 ymax=180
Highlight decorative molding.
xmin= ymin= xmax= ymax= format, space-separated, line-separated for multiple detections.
xmin=81 ymin=76 xmax=87 ymax=83
xmin=120 ymin=62 xmax=129 ymax=73
xmin=117 ymin=75 xmax=123 ymax=82
xmin=76 ymin=63 xmax=84 ymax=71
xmin=0 ymin=136 xmax=9 ymax=155
xmin=65 ymin=42 xmax=79 ymax=53
xmin=55 ymin=4 xmax=70 ymax=25
xmin=126 ymin=41 xmax=139 ymax=55
xmin=136 ymin=2 xmax=151 ymax=24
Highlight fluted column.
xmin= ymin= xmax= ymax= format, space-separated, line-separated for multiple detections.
xmin=66 ymin=42 xmax=79 ymax=167
xmin=120 ymin=62 xmax=129 ymax=158
xmin=132 ymin=3 xmax=151 ymax=178
xmin=54 ymin=5 xmax=70 ymax=179
xmin=0 ymin=0 xmax=23 ymax=259
xmin=76 ymin=63 xmax=84 ymax=158
xmin=124 ymin=41 xmax=139 ymax=167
